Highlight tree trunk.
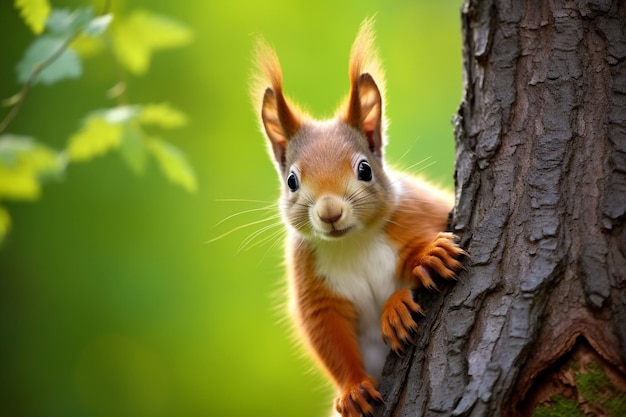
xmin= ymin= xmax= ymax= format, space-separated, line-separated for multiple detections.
xmin=374 ymin=1 xmax=626 ymax=416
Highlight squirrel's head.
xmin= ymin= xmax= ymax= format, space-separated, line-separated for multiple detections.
xmin=252 ymin=18 xmax=393 ymax=241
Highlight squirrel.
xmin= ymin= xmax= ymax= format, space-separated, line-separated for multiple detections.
xmin=252 ymin=18 xmax=466 ymax=417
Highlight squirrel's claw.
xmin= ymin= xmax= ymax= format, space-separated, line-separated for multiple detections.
xmin=381 ymin=288 xmax=424 ymax=355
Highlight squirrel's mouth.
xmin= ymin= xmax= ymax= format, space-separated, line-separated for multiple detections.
xmin=327 ymin=226 xmax=352 ymax=238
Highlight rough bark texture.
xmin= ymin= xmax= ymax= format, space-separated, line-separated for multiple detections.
xmin=374 ymin=1 xmax=626 ymax=416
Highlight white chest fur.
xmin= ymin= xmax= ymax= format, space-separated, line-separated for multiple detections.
xmin=313 ymin=233 xmax=402 ymax=378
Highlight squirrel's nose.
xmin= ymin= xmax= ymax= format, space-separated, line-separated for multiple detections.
xmin=316 ymin=196 xmax=343 ymax=224
xmin=318 ymin=210 xmax=342 ymax=224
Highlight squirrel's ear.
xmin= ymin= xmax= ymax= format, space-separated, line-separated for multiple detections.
xmin=261 ymin=86 xmax=301 ymax=167
xmin=342 ymin=17 xmax=385 ymax=158
xmin=253 ymin=38 xmax=302 ymax=168
xmin=345 ymin=73 xmax=383 ymax=158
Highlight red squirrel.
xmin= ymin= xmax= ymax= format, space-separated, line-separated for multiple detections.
xmin=252 ymin=18 xmax=466 ymax=417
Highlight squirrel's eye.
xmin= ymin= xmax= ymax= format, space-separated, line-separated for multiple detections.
xmin=357 ymin=160 xmax=373 ymax=182
xmin=287 ymin=171 xmax=299 ymax=191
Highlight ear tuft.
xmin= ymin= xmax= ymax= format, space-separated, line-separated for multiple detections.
xmin=251 ymin=38 xmax=302 ymax=167
xmin=341 ymin=17 xmax=386 ymax=159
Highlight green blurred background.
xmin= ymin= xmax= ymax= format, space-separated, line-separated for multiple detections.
xmin=0 ymin=1 xmax=462 ymax=416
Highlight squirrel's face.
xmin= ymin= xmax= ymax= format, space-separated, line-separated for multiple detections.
xmin=255 ymin=25 xmax=389 ymax=239
xmin=279 ymin=122 xmax=393 ymax=241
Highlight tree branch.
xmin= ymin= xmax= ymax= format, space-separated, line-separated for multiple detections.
xmin=0 ymin=0 xmax=114 ymax=137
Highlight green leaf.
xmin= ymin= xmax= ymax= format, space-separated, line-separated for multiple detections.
xmin=0 ymin=134 xmax=65 ymax=178
xmin=139 ymin=103 xmax=188 ymax=129
xmin=14 ymin=0 xmax=51 ymax=35
xmin=0 ymin=134 xmax=65 ymax=200
xmin=112 ymin=9 xmax=193 ymax=75
xmin=16 ymin=35 xmax=82 ymax=85
xmin=91 ymin=106 xmax=141 ymax=124
xmin=0 ymin=162 xmax=40 ymax=200
xmin=46 ymin=8 xmax=94 ymax=36
xmin=67 ymin=117 xmax=122 ymax=162
xmin=148 ymin=138 xmax=197 ymax=193
xmin=0 ymin=205 xmax=10 ymax=244
xmin=71 ymin=35 xmax=105 ymax=58
xmin=50 ymin=9 xmax=111 ymax=58
xmin=120 ymin=125 xmax=147 ymax=175
xmin=0 ymin=134 xmax=36 ymax=165
xmin=84 ymin=14 xmax=113 ymax=37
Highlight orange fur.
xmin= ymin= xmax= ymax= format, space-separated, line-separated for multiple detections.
xmin=252 ymin=18 xmax=466 ymax=417
xmin=287 ymin=238 xmax=367 ymax=387
xmin=385 ymin=175 xmax=454 ymax=283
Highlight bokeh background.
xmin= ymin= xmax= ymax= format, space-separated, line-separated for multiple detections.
xmin=0 ymin=1 xmax=462 ymax=416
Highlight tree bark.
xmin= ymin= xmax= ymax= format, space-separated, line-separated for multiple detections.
xmin=374 ymin=1 xmax=626 ymax=416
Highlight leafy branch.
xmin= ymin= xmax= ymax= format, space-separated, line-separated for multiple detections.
xmin=0 ymin=0 xmax=197 ymax=243
xmin=0 ymin=32 xmax=77 ymax=135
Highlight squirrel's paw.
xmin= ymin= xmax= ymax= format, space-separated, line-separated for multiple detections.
xmin=412 ymin=232 xmax=467 ymax=290
xmin=335 ymin=377 xmax=382 ymax=417
xmin=381 ymin=288 xmax=424 ymax=355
